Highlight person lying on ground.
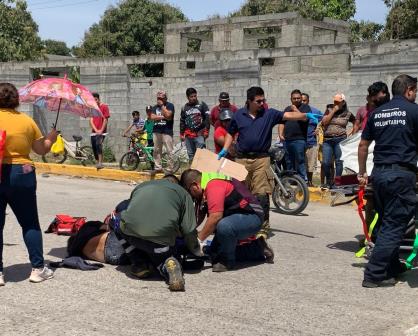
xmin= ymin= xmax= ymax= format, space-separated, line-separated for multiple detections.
xmin=180 ymin=169 xmax=274 ymax=272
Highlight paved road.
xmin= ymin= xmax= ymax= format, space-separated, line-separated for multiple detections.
xmin=1 ymin=175 xmax=418 ymax=336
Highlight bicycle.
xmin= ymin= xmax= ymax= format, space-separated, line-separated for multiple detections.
xmin=42 ymin=134 xmax=95 ymax=166
xmin=119 ymin=134 xmax=180 ymax=173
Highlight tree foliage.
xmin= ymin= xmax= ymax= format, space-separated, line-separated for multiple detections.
xmin=231 ymin=0 xmax=356 ymax=21
xmin=381 ymin=0 xmax=418 ymax=40
xmin=74 ymin=0 xmax=187 ymax=58
xmin=0 ymin=0 xmax=43 ymax=62
xmin=42 ymin=39 xmax=71 ymax=56
xmin=350 ymin=20 xmax=384 ymax=42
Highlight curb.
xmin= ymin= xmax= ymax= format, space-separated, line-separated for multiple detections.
xmin=308 ymin=187 xmax=333 ymax=205
xmin=35 ymin=162 xmax=336 ymax=204
xmin=34 ymin=162 xmax=164 ymax=183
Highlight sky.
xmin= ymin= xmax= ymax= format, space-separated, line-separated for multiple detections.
xmin=26 ymin=0 xmax=389 ymax=47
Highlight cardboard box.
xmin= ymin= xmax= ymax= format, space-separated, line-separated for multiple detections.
xmin=191 ymin=148 xmax=248 ymax=181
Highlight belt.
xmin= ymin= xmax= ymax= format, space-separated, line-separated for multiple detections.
xmin=236 ymin=152 xmax=269 ymax=159
xmin=374 ymin=163 xmax=417 ymax=173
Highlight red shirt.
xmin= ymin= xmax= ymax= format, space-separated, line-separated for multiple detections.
xmin=213 ymin=126 xmax=228 ymax=153
xmin=355 ymin=104 xmax=374 ymax=131
xmin=91 ymin=103 xmax=110 ymax=132
xmin=204 ymin=179 xmax=250 ymax=214
xmin=210 ymin=103 xmax=238 ymax=128
xmin=204 ymin=180 xmax=234 ymax=213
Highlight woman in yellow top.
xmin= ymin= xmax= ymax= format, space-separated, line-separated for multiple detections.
xmin=0 ymin=83 xmax=58 ymax=286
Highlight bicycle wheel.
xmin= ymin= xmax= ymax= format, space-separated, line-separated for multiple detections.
xmin=42 ymin=148 xmax=68 ymax=164
xmin=120 ymin=152 xmax=140 ymax=171
xmin=137 ymin=155 xmax=154 ymax=171
xmin=272 ymin=174 xmax=309 ymax=215
xmin=161 ymin=153 xmax=181 ymax=174
xmin=80 ymin=146 xmax=96 ymax=166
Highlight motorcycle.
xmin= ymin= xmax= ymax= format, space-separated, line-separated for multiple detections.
xmin=269 ymin=142 xmax=310 ymax=215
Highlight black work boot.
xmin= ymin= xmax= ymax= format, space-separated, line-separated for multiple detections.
xmin=257 ymin=237 xmax=274 ymax=263
xmin=362 ymin=278 xmax=397 ymax=288
xmin=256 ymin=194 xmax=271 ymax=239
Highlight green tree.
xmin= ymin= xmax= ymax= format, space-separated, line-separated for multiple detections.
xmin=0 ymin=0 xmax=43 ymax=62
xmin=75 ymin=0 xmax=186 ymax=58
xmin=231 ymin=0 xmax=356 ymax=21
xmin=350 ymin=20 xmax=384 ymax=42
xmin=43 ymin=39 xmax=71 ymax=56
xmin=381 ymin=0 xmax=418 ymax=39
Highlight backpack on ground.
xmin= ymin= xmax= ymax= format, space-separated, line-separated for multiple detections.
xmin=45 ymin=214 xmax=87 ymax=235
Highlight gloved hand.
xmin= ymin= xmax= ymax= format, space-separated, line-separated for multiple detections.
xmin=217 ymin=148 xmax=228 ymax=160
xmin=192 ymin=239 xmax=206 ymax=257
xmin=306 ymin=113 xmax=322 ymax=124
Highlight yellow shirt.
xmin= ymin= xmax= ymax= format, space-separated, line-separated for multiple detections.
xmin=0 ymin=108 xmax=43 ymax=164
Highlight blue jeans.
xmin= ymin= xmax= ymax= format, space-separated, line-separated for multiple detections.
xmin=285 ymin=139 xmax=307 ymax=180
xmin=322 ymin=136 xmax=346 ymax=184
xmin=185 ymin=136 xmax=205 ymax=161
xmin=212 ymin=213 xmax=262 ymax=266
xmin=0 ymin=164 xmax=44 ymax=271
xmin=364 ymin=169 xmax=416 ymax=282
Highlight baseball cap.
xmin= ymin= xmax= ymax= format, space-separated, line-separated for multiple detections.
xmin=333 ymin=93 xmax=346 ymax=103
xmin=157 ymin=90 xmax=167 ymax=99
xmin=219 ymin=109 xmax=233 ymax=121
xmin=219 ymin=92 xmax=230 ymax=100
xmin=145 ymin=105 xmax=153 ymax=111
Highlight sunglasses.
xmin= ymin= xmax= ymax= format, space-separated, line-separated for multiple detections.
xmin=254 ymin=99 xmax=266 ymax=105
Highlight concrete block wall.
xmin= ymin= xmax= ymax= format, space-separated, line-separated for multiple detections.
xmin=1 ymin=13 xmax=418 ymax=161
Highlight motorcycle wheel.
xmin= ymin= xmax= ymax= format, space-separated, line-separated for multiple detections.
xmin=272 ymin=174 xmax=309 ymax=215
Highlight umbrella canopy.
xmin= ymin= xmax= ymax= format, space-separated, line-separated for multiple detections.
xmin=18 ymin=76 xmax=102 ymax=124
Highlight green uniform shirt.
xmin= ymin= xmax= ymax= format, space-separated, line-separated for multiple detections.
xmin=144 ymin=119 xmax=154 ymax=140
xmin=120 ymin=180 xmax=198 ymax=249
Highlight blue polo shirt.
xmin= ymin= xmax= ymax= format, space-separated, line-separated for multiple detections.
xmin=362 ymin=95 xmax=418 ymax=167
xmin=228 ymin=107 xmax=284 ymax=153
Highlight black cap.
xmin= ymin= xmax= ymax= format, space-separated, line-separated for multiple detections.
xmin=219 ymin=92 xmax=230 ymax=100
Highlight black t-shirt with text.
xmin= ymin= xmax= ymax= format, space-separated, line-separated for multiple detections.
xmin=362 ymin=95 xmax=418 ymax=167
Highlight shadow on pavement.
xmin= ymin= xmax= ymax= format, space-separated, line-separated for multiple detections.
xmin=327 ymin=240 xmax=360 ymax=253
xmin=401 ymin=269 xmax=418 ymax=288
xmin=271 ymin=228 xmax=315 ymax=239
xmin=271 ymin=209 xmax=309 ymax=217
xmin=46 ymin=247 xmax=68 ymax=259
xmin=3 ymin=263 xmax=32 ymax=283
xmin=233 ymin=261 xmax=270 ymax=271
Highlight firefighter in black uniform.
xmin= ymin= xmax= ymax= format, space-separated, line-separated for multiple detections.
xmin=358 ymin=74 xmax=418 ymax=288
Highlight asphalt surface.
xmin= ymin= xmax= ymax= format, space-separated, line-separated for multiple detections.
xmin=1 ymin=175 xmax=418 ymax=336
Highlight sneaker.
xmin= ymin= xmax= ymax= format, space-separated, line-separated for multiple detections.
xmin=163 ymin=257 xmax=185 ymax=291
xmin=0 ymin=272 xmax=4 ymax=286
xmin=258 ymin=237 xmax=274 ymax=264
xmin=96 ymin=163 xmax=105 ymax=170
xmin=29 ymin=266 xmax=54 ymax=283
xmin=212 ymin=262 xmax=232 ymax=272
xmin=362 ymin=277 xmax=397 ymax=288
xmin=130 ymin=263 xmax=152 ymax=279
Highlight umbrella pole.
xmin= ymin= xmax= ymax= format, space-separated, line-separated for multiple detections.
xmin=53 ymin=98 xmax=62 ymax=129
